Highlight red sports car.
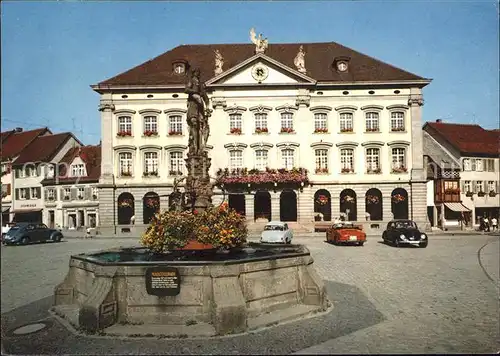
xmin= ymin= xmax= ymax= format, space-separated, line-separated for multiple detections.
xmin=326 ymin=222 xmax=366 ymax=246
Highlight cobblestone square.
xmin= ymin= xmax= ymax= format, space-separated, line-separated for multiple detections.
xmin=1 ymin=233 xmax=498 ymax=354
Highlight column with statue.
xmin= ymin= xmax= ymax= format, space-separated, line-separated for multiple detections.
xmin=184 ymin=68 xmax=214 ymax=212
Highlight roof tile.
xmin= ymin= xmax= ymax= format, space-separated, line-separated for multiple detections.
xmin=13 ymin=133 xmax=81 ymax=165
xmin=0 ymin=128 xmax=51 ymax=161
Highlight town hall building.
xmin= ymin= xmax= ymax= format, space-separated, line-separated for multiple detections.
xmin=92 ymin=30 xmax=431 ymax=235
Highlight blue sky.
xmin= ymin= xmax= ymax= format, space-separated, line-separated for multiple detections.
xmin=1 ymin=1 xmax=499 ymax=145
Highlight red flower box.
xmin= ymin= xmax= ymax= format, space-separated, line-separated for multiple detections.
xmin=341 ymin=168 xmax=353 ymax=173
xmin=392 ymin=166 xmax=408 ymax=173
xmin=217 ymin=167 xmax=308 ymax=185
xmin=230 ymin=127 xmax=242 ymax=134
xmin=391 ymin=127 xmax=405 ymax=132
xmin=255 ymin=127 xmax=268 ymax=134
xmin=280 ymin=127 xmax=295 ymax=133
xmin=340 ymin=127 xmax=353 ymax=133
xmin=143 ymin=130 xmax=158 ymax=137
xmin=169 ymin=130 xmax=182 ymax=136
xmin=366 ymin=127 xmax=379 ymax=133
xmin=117 ymin=131 xmax=132 ymax=137
xmin=314 ymin=128 xmax=328 ymax=133
xmin=315 ymin=167 xmax=329 ymax=174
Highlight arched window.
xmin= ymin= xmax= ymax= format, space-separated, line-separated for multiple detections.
xmin=143 ymin=192 xmax=160 ymax=224
xmin=117 ymin=192 xmax=135 ymax=225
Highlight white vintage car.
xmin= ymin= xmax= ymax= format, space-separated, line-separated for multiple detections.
xmin=260 ymin=221 xmax=293 ymax=244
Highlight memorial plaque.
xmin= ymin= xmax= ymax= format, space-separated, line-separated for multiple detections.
xmin=145 ymin=267 xmax=181 ymax=296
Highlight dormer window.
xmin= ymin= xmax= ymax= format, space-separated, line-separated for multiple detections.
xmin=71 ymin=164 xmax=85 ymax=177
xmin=333 ymin=56 xmax=351 ymax=73
xmin=172 ymin=60 xmax=187 ymax=75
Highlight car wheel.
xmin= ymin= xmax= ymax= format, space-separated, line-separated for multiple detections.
xmin=382 ymin=233 xmax=387 ymax=242
xmin=420 ymin=241 xmax=428 ymax=248
xmin=54 ymin=234 xmax=62 ymax=242
xmin=358 ymin=241 xmax=364 ymax=246
xmin=394 ymin=239 xmax=400 ymax=247
xmin=21 ymin=237 xmax=30 ymax=245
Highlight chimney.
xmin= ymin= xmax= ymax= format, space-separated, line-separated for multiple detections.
xmin=15 ymin=127 xmax=23 ymax=132
xmin=436 ymin=119 xmax=442 ymax=123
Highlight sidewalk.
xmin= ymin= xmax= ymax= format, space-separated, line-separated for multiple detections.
xmin=61 ymin=229 xmax=500 ymax=240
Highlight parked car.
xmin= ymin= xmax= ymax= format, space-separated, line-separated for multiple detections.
xmin=1 ymin=223 xmax=15 ymax=238
xmin=382 ymin=219 xmax=428 ymax=248
xmin=2 ymin=223 xmax=64 ymax=246
xmin=260 ymin=221 xmax=293 ymax=244
xmin=326 ymin=222 xmax=366 ymax=246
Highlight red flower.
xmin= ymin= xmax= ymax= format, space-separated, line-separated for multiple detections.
xmin=193 ymin=210 xmax=198 ymax=215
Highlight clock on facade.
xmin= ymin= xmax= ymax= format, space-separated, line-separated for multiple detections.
xmin=251 ymin=64 xmax=269 ymax=81
xmin=337 ymin=61 xmax=348 ymax=72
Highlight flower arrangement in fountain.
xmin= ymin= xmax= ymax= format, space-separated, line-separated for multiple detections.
xmin=392 ymin=193 xmax=405 ymax=204
xmin=366 ymin=194 xmax=380 ymax=204
xmin=316 ymin=194 xmax=329 ymax=205
xmin=216 ymin=167 xmax=309 ymax=185
xmin=140 ymin=202 xmax=248 ymax=253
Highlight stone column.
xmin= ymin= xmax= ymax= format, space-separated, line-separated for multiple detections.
xmin=408 ymin=89 xmax=425 ymax=182
xmin=298 ymin=186 xmax=314 ymax=224
xmin=98 ymin=94 xmax=115 ymax=185
xmin=432 ymin=205 xmax=438 ymax=227
xmin=245 ymin=194 xmax=254 ymax=222
xmin=271 ymin=191 xmax=280 ymax=221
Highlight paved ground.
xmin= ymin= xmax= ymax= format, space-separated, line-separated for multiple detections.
xmin=1 ymin=233 xmax=498 ymax=354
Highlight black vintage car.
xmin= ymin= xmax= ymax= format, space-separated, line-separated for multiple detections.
xmin=382 ymin=219 xmax=428 ymax=248
xmin=2 ymin=223 xmax=64 ymax=246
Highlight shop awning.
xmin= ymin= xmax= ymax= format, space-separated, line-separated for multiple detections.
xmin=11 ymin=209 xmax=42 ymax=214
xmin=1 ymin=207 xmax=10 ymax=213
xmin=444 ymin=203 xmax=471 ymax=212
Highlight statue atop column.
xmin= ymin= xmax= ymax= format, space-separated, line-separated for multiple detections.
xmin=185 ymin=68 xmax=212 ymax=155
xmin=184 ymin=67 xmax=213 ymax=212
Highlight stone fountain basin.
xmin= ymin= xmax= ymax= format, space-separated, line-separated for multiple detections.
xmin=52 ymin=243 xmax=329 ymax=337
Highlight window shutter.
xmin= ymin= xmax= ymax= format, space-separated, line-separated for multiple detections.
xmin=37 ymin=187 xmax=41 ymax=199
xmin=472 ymin=181 xmax=477 ymax=193
xmin=6 ymin=184 xmax=11 ymax=195
xmin=15 ymin=169 xmax=19 ymax=178
xmin=15 ymin=188 xmax=19 ymax=200
xmin=460 ymin=181 xmax=465 ymax=192
xmin=44 ymin=188 xmax=47 ymax=199
xmin=85 ymin=187 xmax=91 ymax=200
xmin=496 ymin=181 xmax=499 ymax=193
xmin=71 ymin=188 xmax=77 ymax=200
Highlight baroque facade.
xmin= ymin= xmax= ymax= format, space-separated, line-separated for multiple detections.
xmin=93 ymin=34 xmax=431 ymax=234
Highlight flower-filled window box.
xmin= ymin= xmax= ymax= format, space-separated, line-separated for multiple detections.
xmin=466 ymin=191 xmax=474 ymax=197
xmin=391 ymin=166 xmax=408 ymax=173
xmin=392 ymin=193 xmax=406 ymax=204
xmin=391 ymin=127 xmax=405 ymax=132
xmin=121 ymin=171 xmax=132 ymax=177
xmin=119 ymin=199 xmax=133 ymax=208
xmin=216 ymin=167 xmax=309 ymax=185
xmin=489 ymin=190 xmax=497 ymax=197
xmin=315 ymin=167 xmax=329 ymax=174
xmin=169 ymin=170 xmax=183 ymax=176
xmin=143 ymin=130 xmax=158 ymax=137
xmin=367 ymin=168 xmax=382 ymax=174
xmin=366 ymin=194 xmax=380 ymax=205
xmin=316 ymin=194 xmax=329 ymax=205
xmin=366 ymin=127 xmax=379 ymax=133
xmin=92 ymin=194 xmax=98 ymax=200
xmin=169 ymin=130 xmax=183 ymax=136
xmin=341 ymin=168 xmax=354 ymax=174
xmin=78 ymin=195 xmax=84 ymax=200
xmin=444 ymin=188 xmax=460 ymax=194
xmin=143 ymin=171 xmax=159 ymax=177
xmin=230 ymin=127 xmax=242 ymax=135
xmin=255 ymin=127 xmax=268 ymax=134
xmin=477 ymin=191 xmax=486 ymax=197
xmin=314 ymin=128 xmax=328 ymax=134
xmin=64 ymin=196 xmax=70 ymax=201
xmin=117 ymin=131 xmax=132 ymax=137
xmin=280 ymin=127 xmax=295 ymax=134
xmin=47 ymin=196 xmax=55 ymax=201
xmin=340 ymin=127 xmax=353 ymax=133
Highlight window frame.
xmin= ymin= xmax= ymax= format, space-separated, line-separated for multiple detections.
xmin=168 ymin=151 xmax=184 ymax=176
xmin=390 ymin=111 xmax=405 ymax=132
xmin=281 ymin=148 xmax=295 ymax=170
xmin=117 ymin=116 xmax=133 ymax=135
xmin=143 ymin=116 xmax=158 ymax=135
xmin=143 ymin=151 xmax=159 ymax=175
xmin=314 ymin=148 xmax=329 ymax=173
xmin=365 ymin=112 xmax=380 ymax=132
xmin=118 ymin=151 xmax=134 ymax=177
xmin=340 ymin=148 xmax=354 ymax=173
xmin=254 ymin=149 xmax=268 ymax=171
xmin=365 ymin=147 xmax=381 ymax=173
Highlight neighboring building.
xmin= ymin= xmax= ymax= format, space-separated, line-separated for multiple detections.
xmin=423 ymin=121 xmax=500 ymax=229
xmin=11 ymin=133 xmax=82 ymax=223
xmin=92 ymin=34 xmax=432 ymax=234
xmin=1 ymin=127 xmax=52 ymax=224
xmin=41 ymin=145 xmax=101 ymax=229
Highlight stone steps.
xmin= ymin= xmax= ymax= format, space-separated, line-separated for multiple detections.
xmin=247 ymin=304 xmax=320 ymax=331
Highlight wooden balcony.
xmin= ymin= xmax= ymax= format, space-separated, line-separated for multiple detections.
xmin=435 ymin=193 xmax=461 ymax=203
